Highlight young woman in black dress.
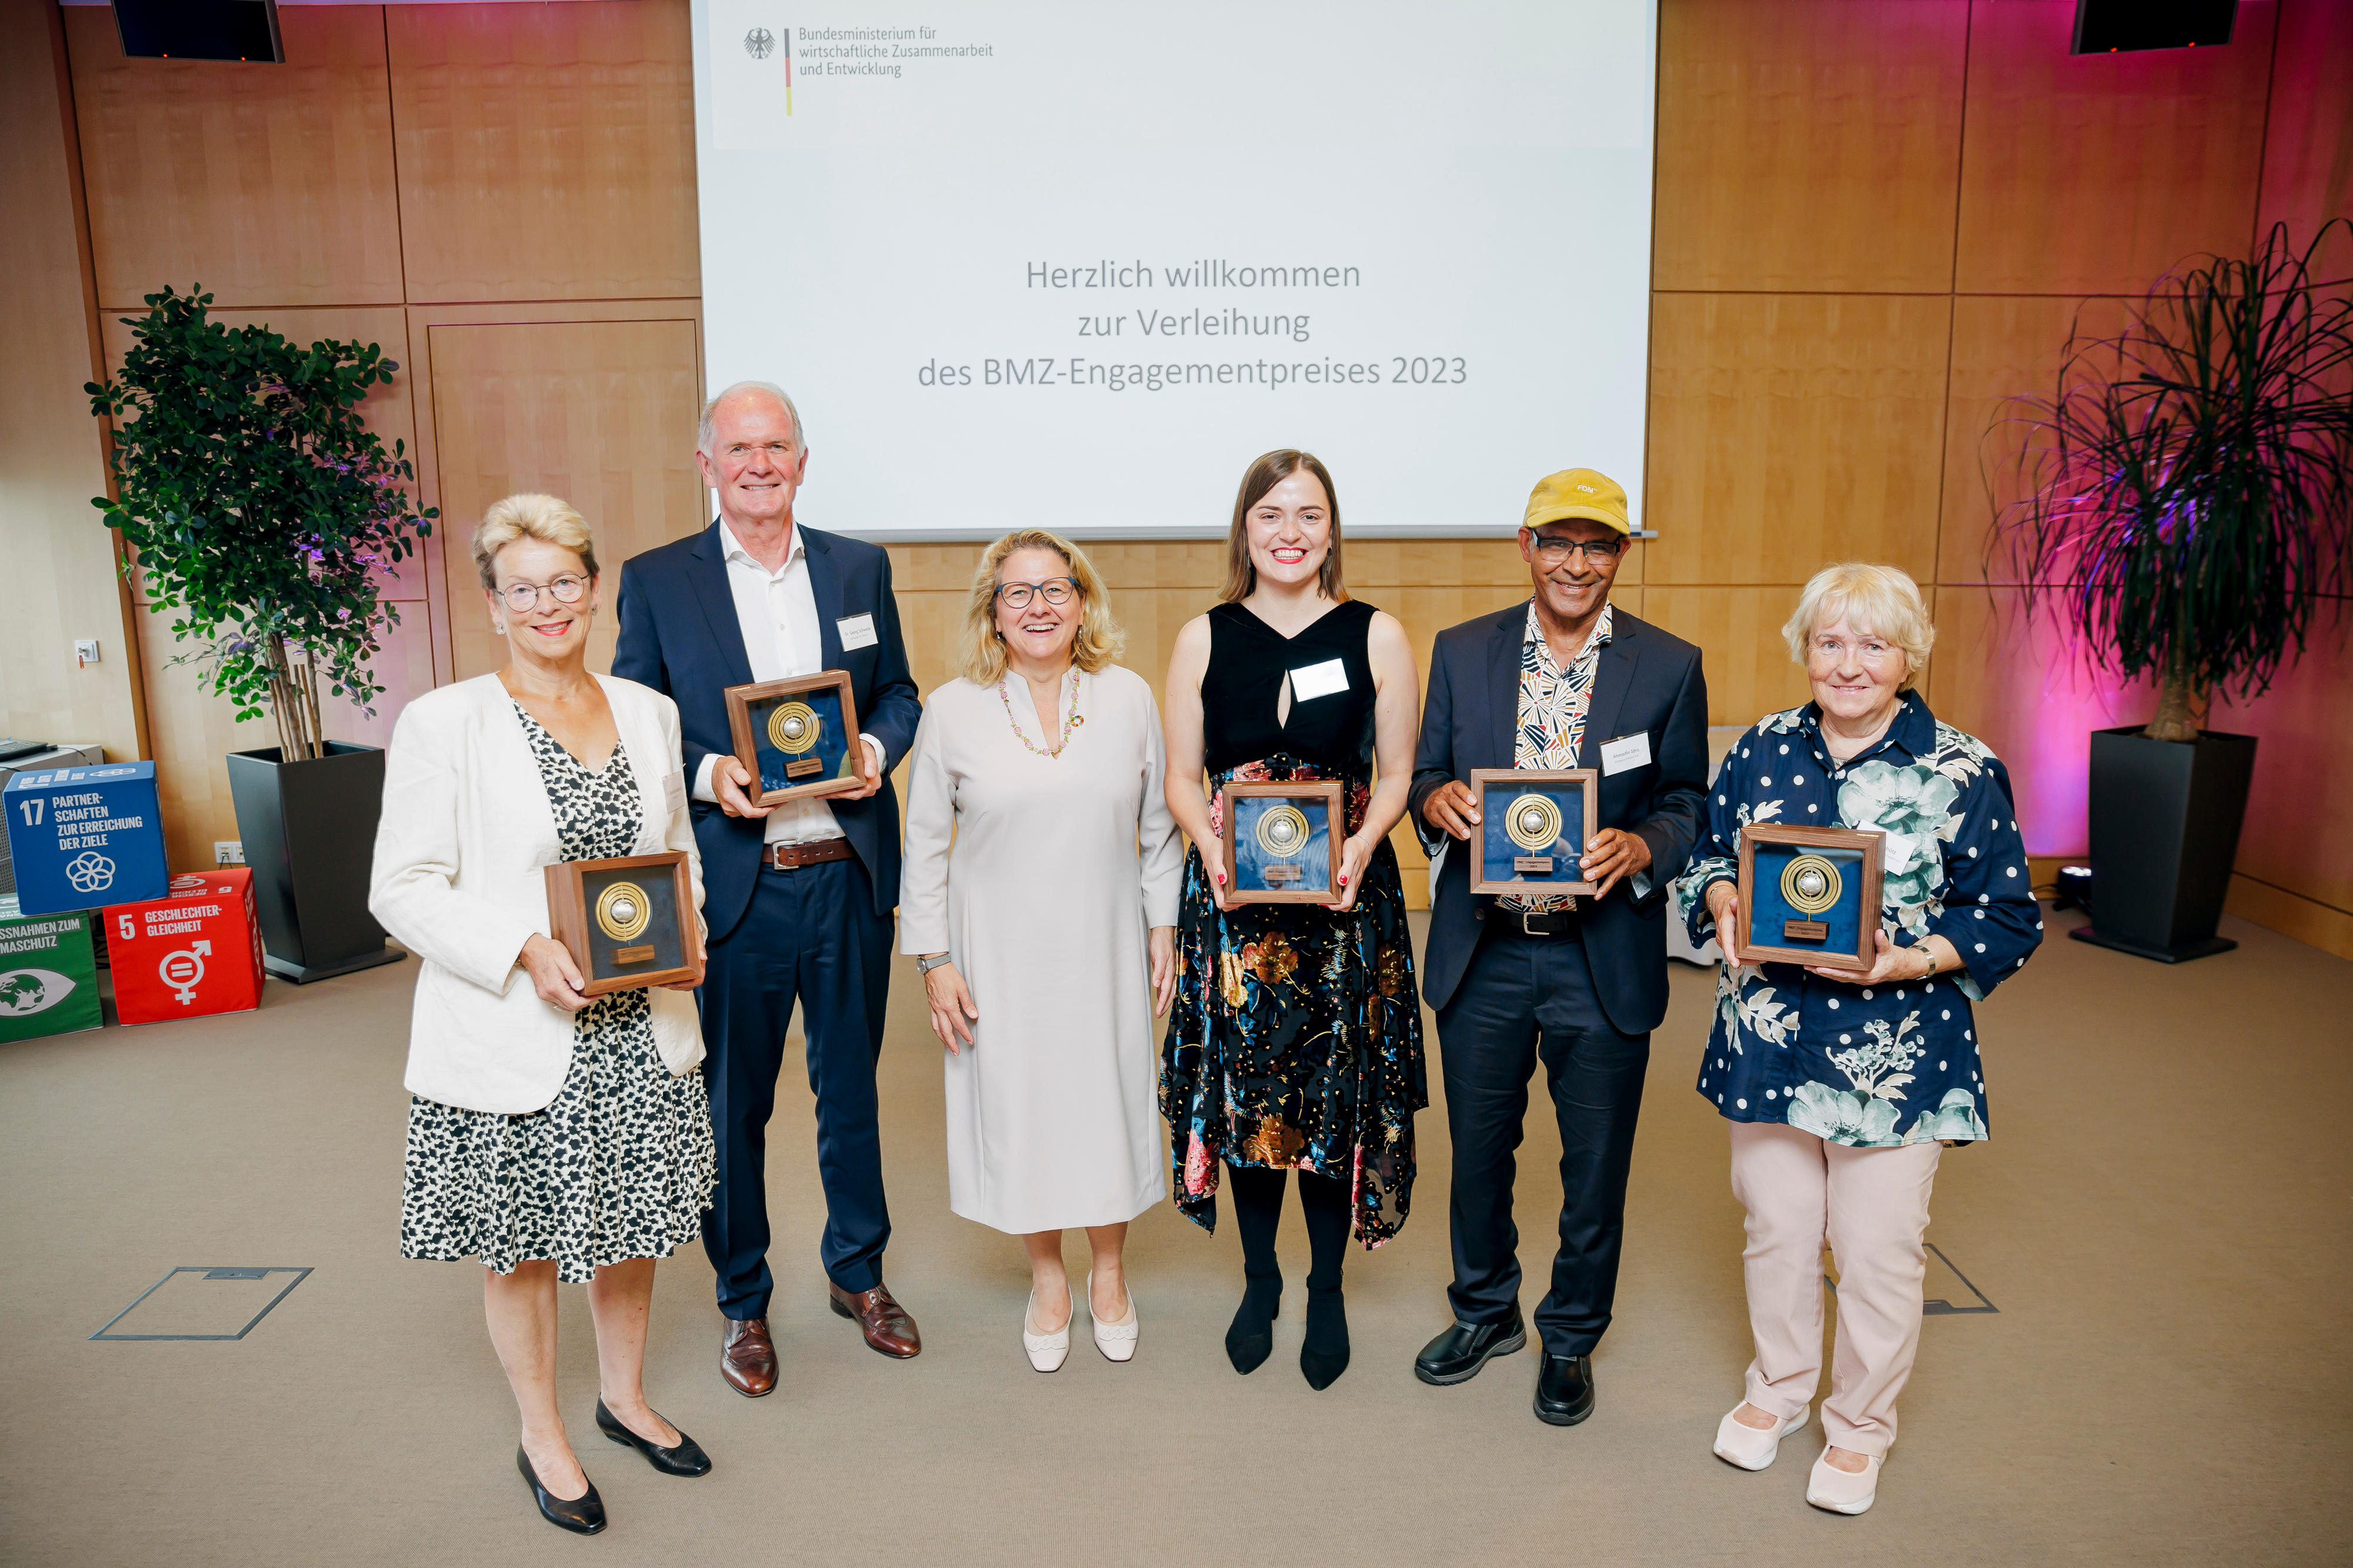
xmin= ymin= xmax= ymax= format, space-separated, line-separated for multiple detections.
xmin=1160 ymin=449 xmax=1427 ymax=1389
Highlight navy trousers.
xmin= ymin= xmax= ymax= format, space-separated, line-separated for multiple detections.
xmin=698 ymin=855 xmax=894 ymax=1320
xmin=1434 ymin=924 xmax=1651 ymax=1357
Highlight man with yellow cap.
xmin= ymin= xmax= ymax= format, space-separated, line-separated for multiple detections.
xmin=1406 ymin=468 xmax=1709 ymax=1426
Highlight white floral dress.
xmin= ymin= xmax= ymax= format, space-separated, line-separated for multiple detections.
xmin=398 ymin=707 xmax=716 ymax=1282
xmin=1675 ymin=694 xmax=2042 ymax=1147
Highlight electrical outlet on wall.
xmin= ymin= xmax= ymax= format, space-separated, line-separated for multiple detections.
xmin=75 ymin=639 xmax=102 ymax=666
xmin=214 ymin=841 xmax=245 ymax=866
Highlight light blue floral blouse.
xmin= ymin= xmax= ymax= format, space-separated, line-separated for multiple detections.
xmin=1677 ymin=693 xmax=2043 ymax=1147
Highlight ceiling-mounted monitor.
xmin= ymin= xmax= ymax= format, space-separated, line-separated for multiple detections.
xmin=112 ymin=0 xmax=284 ymax=63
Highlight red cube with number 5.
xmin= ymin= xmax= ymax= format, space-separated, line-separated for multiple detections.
xmin=105 ymin=870 xmax=266 ymax=1025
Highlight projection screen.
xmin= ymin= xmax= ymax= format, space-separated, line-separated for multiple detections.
xmin=691 ymin=2 xmax=1658 ymax=539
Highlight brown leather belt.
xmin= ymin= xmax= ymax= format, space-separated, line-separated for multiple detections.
xmin=765 ymin=838 xmax=854 ymax=872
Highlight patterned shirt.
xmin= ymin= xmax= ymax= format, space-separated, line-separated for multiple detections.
xmin=1674 ymin=693 xmax=2044 ymax=1147
xmin=1504 ymin=600 xmax=1612 ymax=913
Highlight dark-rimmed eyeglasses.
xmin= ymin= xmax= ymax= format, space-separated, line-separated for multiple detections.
xmin=1525 ymin=533 xmax=1624 ymax=563
xmin=995 ymin=578 xmax=1079 ymax=609
xmin=495 ymin=575 xmax=591 ymax=612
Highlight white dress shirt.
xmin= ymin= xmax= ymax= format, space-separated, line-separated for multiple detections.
xmin=690 ymin=518 xmax=884 ymax=845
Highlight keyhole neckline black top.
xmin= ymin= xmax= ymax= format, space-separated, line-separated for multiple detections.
xmin=1199 ymin=597 xmax=1379 ymax=779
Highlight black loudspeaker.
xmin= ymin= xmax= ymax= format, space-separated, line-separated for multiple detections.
xmin=112 ymin=0 xmax=283 ymax=63
xmin=2072 ymin=0 xmax=2236 ymax=54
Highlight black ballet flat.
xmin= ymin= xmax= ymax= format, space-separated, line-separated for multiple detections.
xmin=516 ymin=1444 xmax=606 ymax=1534
xmin=596 ymin=1399 xmax=713 ymax=1477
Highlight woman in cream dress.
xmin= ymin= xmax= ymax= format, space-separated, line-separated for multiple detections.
xmin=899 ymin=529 xmax=1182 ymax=1370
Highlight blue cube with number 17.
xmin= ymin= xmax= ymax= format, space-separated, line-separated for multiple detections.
xmin=4 ymin=760 xmax=169 ymax=916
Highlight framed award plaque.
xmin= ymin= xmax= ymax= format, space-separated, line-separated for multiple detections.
xmin=724 ymin=670 xmax=865 ymax=806
xmin=1467 ymin=768 xmax=1600 ymax=896
xmin=1221 ymin=780 xmax=1344 ymax=905
xmin=1735 ymin=823 xmax=1884 ymax=973
xmin=544 ymin=851 xmax=700 ymax=996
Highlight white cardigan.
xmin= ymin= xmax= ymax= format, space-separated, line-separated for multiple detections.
xmin=369 ymin=673 xmax=707 ymax=1115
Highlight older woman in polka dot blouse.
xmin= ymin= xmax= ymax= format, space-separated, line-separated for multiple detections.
xmin=1677 ymin=562 xmax=2041 ymax=1517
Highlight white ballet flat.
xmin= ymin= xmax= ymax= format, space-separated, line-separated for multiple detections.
xmin=1087 ymin=1271 xmax=1138 ymax=1363
xmin=1713 ymin=1404 xmax=1810 ymax=1471
xmin=1806 ymin=1447 xmax=1885 ymax=1514
xmin=1022 ymin=1287 xmax=1072 ymax=1373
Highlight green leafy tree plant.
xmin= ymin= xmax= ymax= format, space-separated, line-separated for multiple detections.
xmin=1991 ymin=221 xmax=2353 ymax=742
xmin=88 ymin=286 xmax=436 ymax=763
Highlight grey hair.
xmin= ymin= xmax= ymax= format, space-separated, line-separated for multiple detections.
xmin=697 ymin=380 xmax=805 ymax=454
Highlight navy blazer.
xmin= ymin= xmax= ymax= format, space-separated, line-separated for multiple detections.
xmin=1408 ymin=602 xmax=1709 ymax=1034
xmin=612 ymin=521 xmax=922 ymax=938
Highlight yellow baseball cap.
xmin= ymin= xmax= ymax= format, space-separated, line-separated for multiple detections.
xmin=1522 ymin=468 xmax=1631 ymax=535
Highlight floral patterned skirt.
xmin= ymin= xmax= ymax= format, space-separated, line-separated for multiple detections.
xmin=399 ymin=989 xmax=716 ymax=1284
xmin=1159 ymin=759 xmax=1427 ymax=1247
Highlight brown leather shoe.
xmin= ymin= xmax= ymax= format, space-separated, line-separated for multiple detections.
xmin=720 ymin=1316 xmax=778 ymax=1397
xmin=828 ymin=1281 xmax=921 ymax=1359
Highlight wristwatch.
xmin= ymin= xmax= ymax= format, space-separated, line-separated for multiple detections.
xmin=915 ymin=953 xmax=953 ymax=977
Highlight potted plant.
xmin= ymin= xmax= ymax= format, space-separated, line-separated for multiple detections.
xmin=88 ymin=286 xmax=437 ymax=982
xmin=1992 ymin=221 xmax=2353 ymax=962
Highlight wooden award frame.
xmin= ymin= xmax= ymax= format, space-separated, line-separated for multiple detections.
xmin=723 ymin=669 xmax=865 ymax=807
xmin=1220 ymin=779 xmax=1345 ymax=905
xmin=544 ymin=851 xmax=700 ymax=996
xmin=1467 ymin=768 xmax=1601 ymax=896
xmin=1734 ymin=823 xmax=1885 ymax=973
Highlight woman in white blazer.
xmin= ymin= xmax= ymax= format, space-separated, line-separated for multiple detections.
xmin=371 ymin=494 xmax=715 ymax=1536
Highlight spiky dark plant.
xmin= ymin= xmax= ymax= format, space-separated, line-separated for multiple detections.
xmin=88 ymin=286 xmax=436 ymax=762
xmin=1989 ymin=220 xmax=2353 ymax=742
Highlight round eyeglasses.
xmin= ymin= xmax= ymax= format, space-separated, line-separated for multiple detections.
xmin=995 ymin=578 xmax=1079 ymax=609
xmin=495 ymin=575 xmax=591 ymax=612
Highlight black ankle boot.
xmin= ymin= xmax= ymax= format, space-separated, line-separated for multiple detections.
xmin=1300 ymin=1285 xmax=1349 ymax=1390
xmin=1225 ymin=1273 xmax=1282 ymax=1374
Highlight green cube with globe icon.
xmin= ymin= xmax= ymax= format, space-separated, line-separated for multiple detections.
xmin=0 ymin=896 xmax=102 ymax=1043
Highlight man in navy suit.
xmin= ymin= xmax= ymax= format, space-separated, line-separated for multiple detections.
xmin=614 ymin=381 xmax=925 ymax=1396
xmin=1406 ymin=469 xmax=1708 ymax=1427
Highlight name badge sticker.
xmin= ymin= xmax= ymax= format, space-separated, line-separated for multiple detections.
xmin=1288 ymin=658 xmax=1349 ymax=702
xmin=836 ymin=613 xmax=879 ymax=652
xmin=1599 ymin=732 xmax=1652 ymax=775
xmin=663 ymin=769 xmax=687 ymax=816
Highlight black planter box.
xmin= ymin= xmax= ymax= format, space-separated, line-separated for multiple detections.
xmin=2072 ymin=725 xmax=2258 ymax=963
xmin=225 ymin=742 xmax=404 ymax=983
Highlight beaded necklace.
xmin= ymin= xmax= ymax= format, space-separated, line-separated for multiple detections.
xmin=999 ymin=666 xmax=1084 ymax=758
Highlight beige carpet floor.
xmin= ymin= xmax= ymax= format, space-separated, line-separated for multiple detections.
xmin=1 ymin=904 xmax=2348 ymax=1567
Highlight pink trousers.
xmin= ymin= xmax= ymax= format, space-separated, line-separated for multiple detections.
xmin=1728 ymin=1121 xmax=1941 ymax=1457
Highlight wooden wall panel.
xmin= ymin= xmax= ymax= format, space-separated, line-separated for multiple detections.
xmin=1644 ymin=292 xmax=1952 ymax=585
xmin=2210 ymin=623 xmax=2353 ymax=918
xmin=1652 ymin=0 xmax=1969 ymax=293
xmin=1935 ymin=294 xmax=2135 ymax=583
xmin=1953 ymin=0 xmax=2277 ymax=295
xmin=65 ymin=5 xmax=404 ymax=310
xmin=135 ymin=604 xmax=439 ymax=873
xmin=388 ymin=2 xmax=699 ymax=302
xmin=424 ymin=318 xmax=705 ymax=680
xmin=1923 ymin=585 xmax=2157 ymax=859
xmin=1 ymin=1 xmax=144 ymax=767
xmin=1643 ymin=585 xmax=1815 ymax=727
xmin=2257 ymin=0 xmax=2353 ymax=276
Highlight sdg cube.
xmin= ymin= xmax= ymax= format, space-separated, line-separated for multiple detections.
xmin=0 ymin=896 xmax=104 ymax=1043
xmin=3 ymin=760 xmax=168 ymax=916
xmin=106 ymin=869 xmax=266 ymax=1026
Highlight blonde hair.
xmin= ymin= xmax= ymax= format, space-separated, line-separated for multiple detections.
xmin=1782 ymin=562 xmax=1935 ymax=691
xmin=958 ymin=530 xmax=1125 ymax=685
xmin=472 ymin=493 xmax=596 ymax=588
